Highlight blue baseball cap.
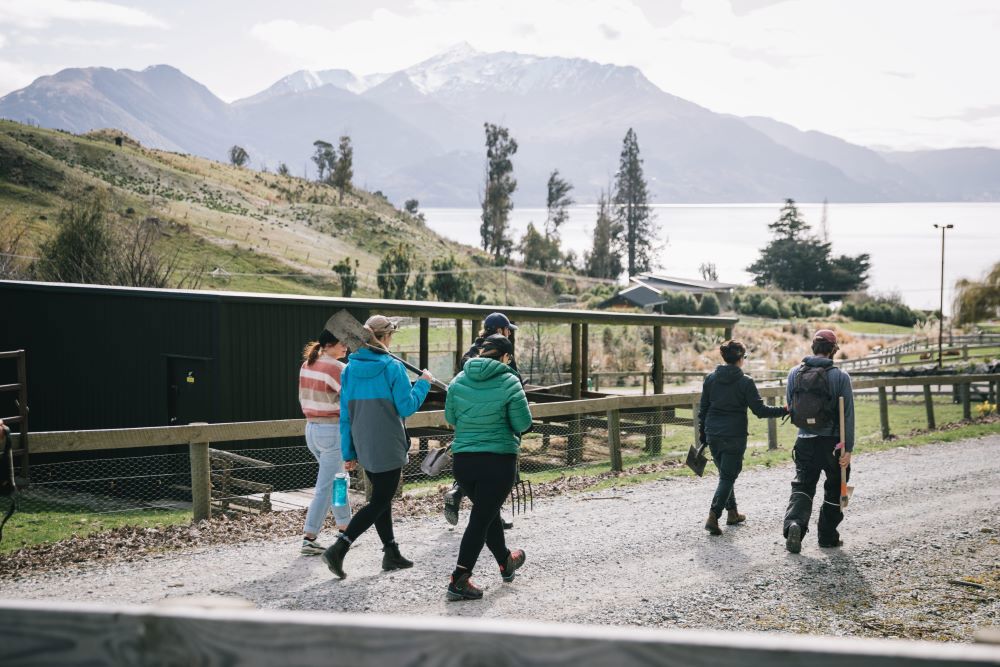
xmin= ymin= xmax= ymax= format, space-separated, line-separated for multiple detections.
xmin=484 ymin=312 xmax=517 ymax=331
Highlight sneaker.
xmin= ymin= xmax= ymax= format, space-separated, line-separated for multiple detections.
xmin=500 ymin=549 xmax=526 ymax=582
xmin=300 ymin=538 xmax=326 ymax=556
xmin=785 ymin=523 xmax=802 ymax=554
xmin=447 ymin=571 xmax=483 ymax=601
xmin=443 ymin=488 xmax=461 ymax=526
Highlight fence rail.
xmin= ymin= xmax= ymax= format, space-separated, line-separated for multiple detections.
xmin=10 ymin=373 xmax=998 ymax=525
xmin=2 ymin=600 xmax=999 ymax=667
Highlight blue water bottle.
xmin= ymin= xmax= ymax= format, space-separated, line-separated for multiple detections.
xmin=332 ymin=472 xmax=349 ymax=508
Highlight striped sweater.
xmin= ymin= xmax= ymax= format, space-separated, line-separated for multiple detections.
xmin=299 ymin=354 xmax=344 ymax=423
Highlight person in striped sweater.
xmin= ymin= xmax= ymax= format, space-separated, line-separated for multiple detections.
xmin=298 ymin=329 xmax=352 ymax=556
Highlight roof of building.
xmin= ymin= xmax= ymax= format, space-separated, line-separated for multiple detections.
xmin=633 ymin=273 xmax=740 ymax=292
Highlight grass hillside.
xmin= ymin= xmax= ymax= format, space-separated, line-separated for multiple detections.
xmin=0 ymin=119 xmax=551 ymax=302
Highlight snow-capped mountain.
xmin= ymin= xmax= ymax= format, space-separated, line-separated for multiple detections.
xmin=2 ymin=45 xmax=996 ymax=205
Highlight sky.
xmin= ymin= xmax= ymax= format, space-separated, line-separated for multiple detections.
xmin=0 ymin=0 xmax=998 ymax=151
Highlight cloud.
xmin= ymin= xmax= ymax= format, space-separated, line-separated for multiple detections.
xmin=600 ymin=24 xmax=622 ymax=40
xmin=936 ymin=104 xmax=1000 ymax=122
xmin=0 ymin=0 xmax=167 ymax=30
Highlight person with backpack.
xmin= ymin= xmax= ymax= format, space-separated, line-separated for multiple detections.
xmin=443 ymin=334 xmax=532 ymax=601
xmin=698 ymin=340 xmax=788 ymax=536
xmin=442 ymin=312 xmax=522 ymax=528
xmin=783 ymin=329 xmax=854 ymax=553
xmin=321 ymin=315 xmax=435 ymax=579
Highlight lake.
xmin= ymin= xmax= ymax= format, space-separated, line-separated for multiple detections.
xmin=422 ymin=203 xmax=999 ymax=312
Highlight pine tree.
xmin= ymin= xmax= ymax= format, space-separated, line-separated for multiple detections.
xmin=430 ymin=254 xmax=476 ymax=302
xmin=480 ymin=123 xmax=518 ymax=262
xmin=228 ymin=145 xmax=249 ymax=167
xmin=332 ymin=135 xmax=353 ymax=201
xmin=584 ymin=191 xmax=623 ymax=279
xmin=612 ymin=128 xmax=656 ymax=277
xmin=545 ymin=169 xmax=574 ymax=239
xmin=332 ymin=257 xmax=359 ymax=297
xmin=376 ymin=245 xmax=411 ymax=299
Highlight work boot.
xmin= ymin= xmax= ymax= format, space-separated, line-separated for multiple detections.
xmin=819 ymin=538 xmax=844 ymax=548
xmin=704 ymin=511 xmax=722 ymax=536
xmin=447 ymin=570 xmax=483 ymax=601
xmin=443 ymin=486 xmax=461 ymax=526
xmin=785 ymin=523 xmax=802 ymax=554
xmin=726 ymin=509 xmax=747 ymax=525
xmin=381 ymin=541 xmax=414 ymax=571
xmin=500 ymin=549 xmax=526 ymax=582
xmin=321 ymin=535 xmax=350 ymax=579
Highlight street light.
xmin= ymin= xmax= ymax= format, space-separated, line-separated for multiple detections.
xmin=933 ymin=224 xmax=954 ymax=369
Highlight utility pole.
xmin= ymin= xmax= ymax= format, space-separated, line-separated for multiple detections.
xmin=933 ymin=224 xmax=953 ymax=369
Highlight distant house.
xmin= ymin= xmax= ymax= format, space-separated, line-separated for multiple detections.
xmin=599 ymin=272 xmax=740 ymax=311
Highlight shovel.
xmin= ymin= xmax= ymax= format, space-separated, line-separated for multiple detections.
xmin=835 ymin=396 xmax=855 ymax=509
xmin=686 ymin=443 xmax=708 ymax=477
xmin=324 ymin=310 xmax=449 ymax=392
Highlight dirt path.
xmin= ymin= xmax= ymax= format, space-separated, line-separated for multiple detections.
xmin=7 ymin=436 xmax=1000 ymax=641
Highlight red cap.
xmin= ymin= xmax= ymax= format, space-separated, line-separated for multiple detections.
xmin=813 ymin=329 xmax=837 ymax=344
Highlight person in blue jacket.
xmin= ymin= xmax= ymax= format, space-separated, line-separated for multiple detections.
xmin=321 ymin=315 xmax=435 ymax=579
xmin=698 ymin=339 xmax=787 ymax=536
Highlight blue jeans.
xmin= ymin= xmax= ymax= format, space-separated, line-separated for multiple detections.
xmin=303 ymin=422 xmax=352 ymax=536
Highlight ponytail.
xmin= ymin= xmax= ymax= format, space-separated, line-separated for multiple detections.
xmin=302 ymin=341 xmax=321 ymax=365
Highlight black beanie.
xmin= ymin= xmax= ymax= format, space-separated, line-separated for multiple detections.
xmin=319 ymin=329 xmax=339 ymax=346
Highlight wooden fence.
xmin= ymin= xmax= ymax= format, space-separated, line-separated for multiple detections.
xmin=11 ymin=374 xmax=997 ymax=522
xmin=1 ymin=600 xmax=999 ymax=667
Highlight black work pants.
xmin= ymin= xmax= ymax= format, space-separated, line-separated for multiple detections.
xmin=343 ymin=467 xmax=400 ymax=546
xmin=707 ymin=436 xmax=746 ymax=517
xmin=453 ymin=452 xmax=516 ymax=571
xmin=783 ymin=436 xmax=850 ymax=543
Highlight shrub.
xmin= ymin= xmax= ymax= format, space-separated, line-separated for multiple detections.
xmin=756 ymin=296 xmax=781 ymax=319
xmin=697 ymin=293 xmax=720 ymax=315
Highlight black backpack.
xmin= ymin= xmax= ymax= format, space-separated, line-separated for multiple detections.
xmin=0 ymin=423 xmax=16 ymax=542
xmin=790 ymin=364 xmax=835 ymax=429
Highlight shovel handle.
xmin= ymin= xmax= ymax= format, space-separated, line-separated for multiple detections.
xmin=379 ymin=346 xmax=449 ymax=391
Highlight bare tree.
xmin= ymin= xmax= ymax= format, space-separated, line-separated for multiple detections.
xmin=0 ymin=211 xmax=29 ymax=279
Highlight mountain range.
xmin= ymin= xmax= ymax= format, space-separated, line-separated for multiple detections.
xmin=3 ymin=43 xmax=998 ymax=206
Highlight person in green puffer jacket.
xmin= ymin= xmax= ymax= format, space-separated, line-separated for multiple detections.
xmin=443 ymin=334 xmax=532 ymax=601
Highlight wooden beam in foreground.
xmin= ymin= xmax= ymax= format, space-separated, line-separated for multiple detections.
xmin=1 ymin=600 xmax=998 ymax=667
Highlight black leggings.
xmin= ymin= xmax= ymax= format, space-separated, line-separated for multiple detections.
xmin=343 ymin=467 xmax=400 ymax=545
xmin=453 ymin=452 xmax=517 ymax=571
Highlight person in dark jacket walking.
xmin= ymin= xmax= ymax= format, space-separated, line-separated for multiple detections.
xmin=444 ymin=334 xmax=533 ymax=600
xmin=782 ymin=329 xmax=854 ymax=553
xmin=443 ymin=311 xmax=521 ymax=527
xmin=698 ymin=340 xmax=788 ymax=535
xmin=321 ymin=315 xmax=435 ymax=579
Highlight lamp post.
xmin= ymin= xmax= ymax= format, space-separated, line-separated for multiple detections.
xmin=933 ymin=224 xmax=953 ymax=369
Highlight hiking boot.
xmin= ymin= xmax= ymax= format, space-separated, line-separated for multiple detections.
xmin=447 ymin=571 xmax=483 ymax=601
xmin=786 ymin=523 xmax=802 ymax=554
xmin=321 ymin=536 xmax=350 ymax=579
xmin=381 ymin=541 xmax=414 ymax=571
xmin=704 ymin=511 xmax=722 ymax=536
xmin=443 ymin=487 xmax=461 ymax=526
xmin=726 ymin=509 xmax=747 ymax=525
xmin=819 ymin=538 xmax=844 ymax=548
xmin=300 ymin=538 xmax=325 ymax=556
xmin=500 ymin=549 xmax=526 ymax=582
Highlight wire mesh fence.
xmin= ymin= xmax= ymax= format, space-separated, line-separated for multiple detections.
xmin=3 ymin=384 xmax=994 ymax=554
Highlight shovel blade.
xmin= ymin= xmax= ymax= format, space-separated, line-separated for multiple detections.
xmin=686 ymin=444 xmax=708 ymax=477
xmin=324 ymin=310 xmax=372 ymax=352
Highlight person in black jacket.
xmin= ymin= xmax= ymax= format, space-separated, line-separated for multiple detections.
xmin=698 ymin=340 xmax=787 ymax=535
xmin=443 ymin=312 xmax=522 ymax=528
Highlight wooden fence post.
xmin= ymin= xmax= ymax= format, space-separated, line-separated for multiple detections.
xmin=923 ymin=384 xmax=936 ymax=430
xmin=568 ymin=323 xmax=583 ymax=465
xmin=878 ymin=386 xmax=890 ymax=440
xmin=962 ymin=383 xmax=972 ymax=420
xmin=419 ymin=317 xmax=429 ymax=372
xmin=189 ymin=437 xmax=211 ymax=522
xmin=454 ymin=319 xmax=464 ymax=374
xmin=691 ymin=401 xmax=700 ymax=450
xmin=581 ymin=323 xmax=589 ymax=393
xmin=607 ymin=407 xmax=622 ymax=472
xmin=766 ymin=396 xmax=778 ymax=450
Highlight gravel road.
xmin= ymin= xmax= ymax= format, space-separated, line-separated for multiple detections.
xmin=7 ymin=435 xmax=1000 ymax=641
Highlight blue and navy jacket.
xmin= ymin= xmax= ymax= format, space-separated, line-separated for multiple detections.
xmin=339 ymin=347 xmax=431 ymax=472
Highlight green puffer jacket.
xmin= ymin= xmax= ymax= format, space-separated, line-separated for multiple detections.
xmin=445 ymin=357 xmax=533 ymax=455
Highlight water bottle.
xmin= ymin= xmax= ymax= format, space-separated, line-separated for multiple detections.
xmin=332 ymin=472 xmax=349 ymax=508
